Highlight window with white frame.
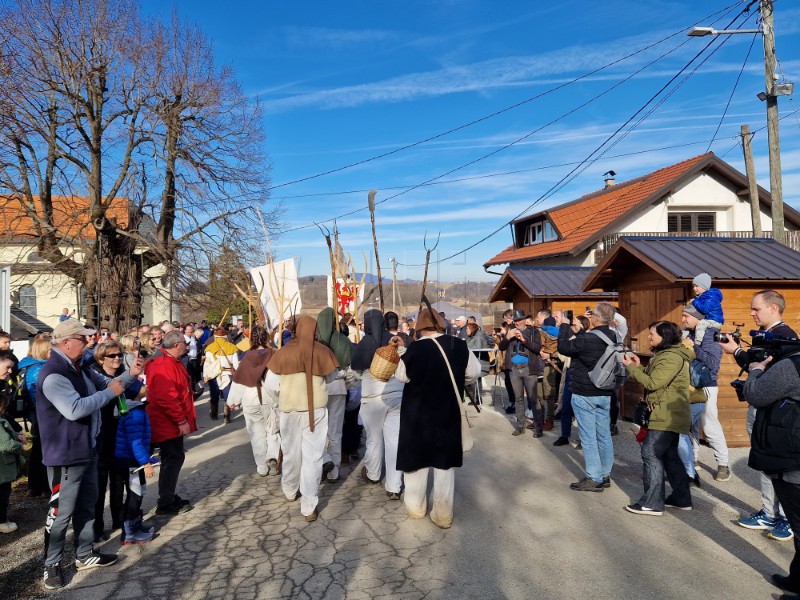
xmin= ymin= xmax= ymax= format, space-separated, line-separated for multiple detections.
xmin=19 ymin=285 xmax=37 ymax=317
xmin=524 ymin=219 xmax=558 ymax=246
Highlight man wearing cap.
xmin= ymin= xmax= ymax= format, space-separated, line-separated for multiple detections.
xmin=498 ymin=309 xmax=544 ymax=437
xmin=38 ymin=319 xmax=144 ymax=589
xmin=680 ymin=302 xmax=729 ymax=484
xmin=453 ymin=316 xmax=468 ymax=340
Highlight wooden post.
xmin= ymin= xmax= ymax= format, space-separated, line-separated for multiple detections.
xmin=740 ymin=125 xmax=763 ymax=236
xmin=760 ymin=0 xmax=784 ymax=243
xmin=368 ymin=190 xmax=384 ymax=311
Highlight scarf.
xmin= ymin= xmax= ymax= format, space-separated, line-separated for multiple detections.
xmin=232 ymin=347 xmax=275 ymax=388
xmin=316 ymin=307 xmax=352 ymax=369
xmin=351 ymin=309 xmax=392 ymax=371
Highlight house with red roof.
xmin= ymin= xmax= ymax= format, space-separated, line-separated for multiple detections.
xmin=486 ymin=152 xmax=800 ymax=315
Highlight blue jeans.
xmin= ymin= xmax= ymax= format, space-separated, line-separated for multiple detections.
xmin=638 ymin=429 xmax=691 ymax=510
xmin=571 ymin=394 xmax=613 ymax=483
xmin=678 ymin=403 xmax=706 ymax=476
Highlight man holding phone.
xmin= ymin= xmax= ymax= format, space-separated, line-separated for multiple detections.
xmin=498 ymin=310 xmax=544 ymax=437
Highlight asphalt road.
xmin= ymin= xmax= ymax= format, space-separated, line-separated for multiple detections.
xmin=2 ymin=383 xmax=796 ymax=599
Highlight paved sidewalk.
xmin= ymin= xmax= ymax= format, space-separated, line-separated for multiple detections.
xmin=6 ymin=384 xmax=797 ymax=599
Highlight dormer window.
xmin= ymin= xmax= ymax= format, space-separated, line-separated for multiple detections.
xmin=524 ymin=220 xmax=558 ymax=246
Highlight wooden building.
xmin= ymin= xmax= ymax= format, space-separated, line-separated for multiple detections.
xmin=583 ymin=236 xmax=800 ymax=447
xmin=488 ymin=266 xmax=617 ymax=320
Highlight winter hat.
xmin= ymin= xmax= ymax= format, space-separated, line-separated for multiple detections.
xmin=692 ymin=273 xmax=712 ymax=291
xmin=682 ymin=302 xmax=705 ymax=319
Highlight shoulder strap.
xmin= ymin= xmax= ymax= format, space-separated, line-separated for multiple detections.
xmin=587 ymin=329 xmax=614 ymax=347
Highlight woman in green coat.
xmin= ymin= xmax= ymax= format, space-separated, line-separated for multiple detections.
xmin=622 ymin=321 xmax=693 ymax=516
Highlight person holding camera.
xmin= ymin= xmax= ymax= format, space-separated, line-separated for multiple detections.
xmin=498 ymin=309 xmax=543 ymax=437
xmin=721 ymin=290 xmax=797 ymax=541
xmin=679 ymin=302 xmax=728 ymax=485
xmin=742 ymin=331 xmax=800 ymax=595
xmin=555 ymin=303 xmax=618 ymax=492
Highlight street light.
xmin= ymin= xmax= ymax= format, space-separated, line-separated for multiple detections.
xmin=687 ymin=26 xmax=761 ymax=36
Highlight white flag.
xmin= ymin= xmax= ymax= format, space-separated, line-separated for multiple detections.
xmin=327 ymin=275 xmax=365 ymax=316
xmin=249 ymin=259 xmax=301 ymax=329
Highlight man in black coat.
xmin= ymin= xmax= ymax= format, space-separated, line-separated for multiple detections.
xmin=556 ymin=303 xmax=618 ymax=493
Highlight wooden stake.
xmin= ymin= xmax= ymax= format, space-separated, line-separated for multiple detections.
xmin=368 ymin=190 xmax=384 ymax=312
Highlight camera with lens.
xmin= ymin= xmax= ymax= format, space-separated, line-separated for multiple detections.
xmin=713 ymin=325 xmax=742 ymax=344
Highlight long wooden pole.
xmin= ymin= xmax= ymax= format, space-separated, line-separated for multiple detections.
xmin=740 ymin=124 xmax=763 ymax=236
xmin=760 ymin=0 xmax=784 ymax=243
xmin=368 ymin=190 xmax=384 ymax=312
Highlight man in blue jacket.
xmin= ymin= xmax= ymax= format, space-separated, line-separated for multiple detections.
xmin=37 ymin=320 xmax=143 ymax=589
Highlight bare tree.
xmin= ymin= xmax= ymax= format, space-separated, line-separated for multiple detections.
xmin=0 ymin=0 xmax=277 ymax=329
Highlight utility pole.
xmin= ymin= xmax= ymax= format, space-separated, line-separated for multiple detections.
xmin=740 ymin=124 xmax=763 ymax=236
xmin=389 ymin=257 xmax=397 ymax=313
xmin=760 ymin=0 xmax=784 ymax=243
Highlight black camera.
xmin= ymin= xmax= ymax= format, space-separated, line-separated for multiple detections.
xmin=713 ymin=325 xmax=742 ymax=344
xmin=731 ymin=379 xmax=746 ymax=402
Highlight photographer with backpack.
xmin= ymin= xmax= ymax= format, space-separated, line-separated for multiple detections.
xmin=555 ymin=303 xmax=624 ymax=493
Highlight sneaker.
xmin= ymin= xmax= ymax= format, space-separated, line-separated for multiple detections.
xmin=714 ymin=465 xmax=731 ymax=481
xmin=155 ymin=501 xmax=191 ymax=516
xmin=625 ymin=503 xmax=663 ymax=516
xmin=602 ymin=476 xmax=611 ymax=489
xmin=532 ymin=429 xmax=543 ymax=439
xmin=43 ymin=564 xmax=65 ymax=589
xmin=0 ymin=521 xmax=18 ymax=533
xmin=664 ymin=497 xmax=693 ymax=511
xmin=504 ymin=406 xmax=516 ymax=415
xmin=570 ymin=477 xmax=604 ymax=493
xmin=173 ymin=495 xmax=191 ymax=507
xmin=738 ymin=509 xmax=777 ymax=530
xmin=769 ymin=519 xmax=794 ymax=541
xmin=553 ymin=436 xmax=569 ymax=447
xmin=75 ymin=550 xmax=118 ymax=570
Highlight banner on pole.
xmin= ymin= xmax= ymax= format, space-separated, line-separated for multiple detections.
xmin=249 ymin=259 xmax=301 ymax=329
xmin=327 ymin=275 xmax=364 ymax=315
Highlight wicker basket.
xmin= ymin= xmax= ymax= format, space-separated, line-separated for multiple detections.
xmin=369 ymin=338 xmax=401 ymax=381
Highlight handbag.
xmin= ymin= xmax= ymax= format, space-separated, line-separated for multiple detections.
xmin=431 ymin=337 xmax=473 ymax=452
xmin=689 ymin=359 xmax=713 ymax=388
xmin=633 ymin=401 xmax=651 ymax=428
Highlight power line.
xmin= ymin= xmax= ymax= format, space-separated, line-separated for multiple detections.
xmin=394 ymin=6 xmax=757 ymax=267
xmin=266 ymin=2 xmax=743 ymax=192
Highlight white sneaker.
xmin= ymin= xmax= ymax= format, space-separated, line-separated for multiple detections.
xmin=0 ymin=521 xmax=18 ymax=533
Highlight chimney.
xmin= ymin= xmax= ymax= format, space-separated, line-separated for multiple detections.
xmin=603 ymin=170 xmax=616 ymax=188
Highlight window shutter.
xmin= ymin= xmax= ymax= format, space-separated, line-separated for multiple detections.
xmin=697 ymin=214 xmax=715 ymax=231
xmin=668 ymin=214 xmax=678 ymax=232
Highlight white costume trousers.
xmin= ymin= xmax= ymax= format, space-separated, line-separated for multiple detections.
xmin=360 ymin=396 xmax=403 ymax=494
xmin=322 ymin=394 xmax=347 ymax=468
xmin=242 ymin=402 xmax=281 ymax=472
xmin=403 ymin=467 xmax=455 ymax=527
xmin=694 ymin=386 xmax=729 ymax=467
xmin=280 ymin=409 xmax=328 ymax=517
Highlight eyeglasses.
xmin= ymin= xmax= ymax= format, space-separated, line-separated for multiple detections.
xmin=69 ymin=336 xmax=88 ymax=344
xmin=104 ymin=353 xmax=123 ymax=359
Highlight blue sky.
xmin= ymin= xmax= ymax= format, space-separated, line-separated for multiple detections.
xmin=147 ymin=0 xmax=799 ymax=282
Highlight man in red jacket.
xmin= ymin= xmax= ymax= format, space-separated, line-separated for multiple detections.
xmin=145 ymin=330 xmax=197 ymax=515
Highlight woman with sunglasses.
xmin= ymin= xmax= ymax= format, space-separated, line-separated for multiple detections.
xmin=91 ymin=341 xmax=147 ymax=542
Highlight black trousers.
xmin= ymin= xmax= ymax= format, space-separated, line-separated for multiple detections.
xmin=0 ymin=481 xmax=10 ymax=522
xmin=94 ymin=455 xmax=124 ymax=532
xmin=342 ymin=406 xmax=362 ymax=456
xmin=772 ymin=477 xmax=800 ymax=586
xmin=153 ymin=436 xmax=185 ymax=509
xmin=27 ymin=421 xmax=50 ymax=494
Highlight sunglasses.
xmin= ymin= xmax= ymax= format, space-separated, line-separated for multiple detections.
xmin=104 ymin=353 xmax=123 ymax=359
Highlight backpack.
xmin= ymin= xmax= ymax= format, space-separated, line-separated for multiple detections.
xmin=586 ymin=330 xmax=627 ymax=390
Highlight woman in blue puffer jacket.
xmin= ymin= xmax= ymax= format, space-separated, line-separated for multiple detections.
xmin=19 ymin=336 xmax=51 ymax=497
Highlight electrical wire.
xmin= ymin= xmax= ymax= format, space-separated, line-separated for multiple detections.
xmin=705 ymin=33 xmax=758 ymax=152
xmin=393 ymin=6 xmax=758 ymax=267
xmin=265 ymin=3 xmax=743 ymax=192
